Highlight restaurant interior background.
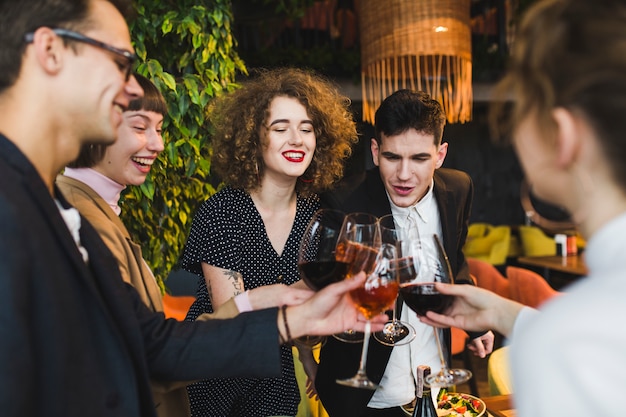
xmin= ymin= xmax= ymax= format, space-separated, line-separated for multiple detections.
xmin=167 ymin=1 xmax=578 ymax=314
xmin=166 ymin=0 xmax=558 ymax=296
xmin=231 ymin=0 xmax=530 ymax=227
xmin=164 ymin=1 xmax=563 ymax=406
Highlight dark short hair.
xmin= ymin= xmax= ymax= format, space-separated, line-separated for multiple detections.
xmin=0 ymin=0 xmax=134 ymax=94
xmin=374 ymin=89 xmax=446 ymax=146
xmin=68 ymin=73 xmax=167 ymax=168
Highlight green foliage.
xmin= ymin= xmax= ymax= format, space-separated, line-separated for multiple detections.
xmin=122 ymin=0 xmax=246 ymax=290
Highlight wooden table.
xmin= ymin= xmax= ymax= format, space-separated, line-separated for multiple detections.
xmin=517 ymin=254 xmax=587 ymax=278
xmin=483 ymin=394 xmax=515 ymax=417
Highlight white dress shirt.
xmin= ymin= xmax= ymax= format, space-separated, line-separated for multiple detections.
xmin=368 ymin=181 xmax=443 ymax=408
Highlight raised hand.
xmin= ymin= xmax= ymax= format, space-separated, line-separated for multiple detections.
xmin=418 ymin=283 xmax=525 ymax=338
xmin=286 ymin=272 xmax=388 ymax=340
xmin=467 ymin=331 xmax=495 ymax=358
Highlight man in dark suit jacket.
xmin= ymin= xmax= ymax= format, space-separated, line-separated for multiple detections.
xmin=0 ymin=1 xmax=384 ymax=416
xmin=315 ymin=90 xmax=494 ymax=416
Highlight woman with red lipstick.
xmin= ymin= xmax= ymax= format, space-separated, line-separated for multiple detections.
xmin=180 ymin=67 xmax=358 ymax=417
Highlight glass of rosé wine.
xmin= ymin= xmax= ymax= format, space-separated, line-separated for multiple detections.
xmin=332 ymin=212 xmax=380 ymax=343
xmin=336 ymin=242 xmax=398 ymax=390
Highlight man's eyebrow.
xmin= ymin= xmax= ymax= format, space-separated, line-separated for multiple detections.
xmin=380 ymin=150 xmax=431 ymax=158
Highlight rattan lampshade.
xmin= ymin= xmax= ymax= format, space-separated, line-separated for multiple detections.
xmin=359 ymin=0 xmax=472 ymax=124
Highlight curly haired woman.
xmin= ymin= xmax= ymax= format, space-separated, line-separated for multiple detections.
xmin=181 ymin=67 xmax=358 ymax=417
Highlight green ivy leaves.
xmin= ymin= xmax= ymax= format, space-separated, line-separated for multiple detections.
xmin=123 ymin=0 xmax=245 ymax=290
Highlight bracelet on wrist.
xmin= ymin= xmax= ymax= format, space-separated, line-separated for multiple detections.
xmin=280 ymin=305 xmax=293 ymax=345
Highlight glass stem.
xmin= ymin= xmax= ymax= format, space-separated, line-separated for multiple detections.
xmin=391 ymin=298 xmax=398 ymax=322
xmin=432 ymin=326 xmax=447 ymax=373
xmin=356 ymin=320 xmax=372 ymax=375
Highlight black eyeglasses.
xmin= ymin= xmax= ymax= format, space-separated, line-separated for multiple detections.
xmin=24 ymin=28 xmax=137 ymax=81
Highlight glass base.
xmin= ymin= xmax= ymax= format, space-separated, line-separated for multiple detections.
xmin=294 ymin=335 xmax=326 ymax=347
xmin=332 ymin=329 xmax=364 ymax=343
xmin=425 ymin=368 xmax=472 ymax=388
xmin=336 ymin=374 xmax=380 ymax=390
xmin=373 ymin=321 xmax=416 ymax=346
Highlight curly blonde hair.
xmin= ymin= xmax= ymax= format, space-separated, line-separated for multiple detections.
xmin=209 ymin=67 xmax=359 ymax=195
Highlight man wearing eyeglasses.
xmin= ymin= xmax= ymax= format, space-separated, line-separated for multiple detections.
xmin=0 ymin=1 xmax=386 ymax=416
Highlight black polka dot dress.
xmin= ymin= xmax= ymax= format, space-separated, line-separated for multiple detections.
xmin=181 ymin=186 xmax=319 ymax=417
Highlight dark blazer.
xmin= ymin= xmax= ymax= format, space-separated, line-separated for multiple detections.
xmin=316 ymin=167 xmax=473 ymax=416
xmin=0 ymin=134 xmax=281 ymax=417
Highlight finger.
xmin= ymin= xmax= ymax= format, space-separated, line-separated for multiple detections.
xmin=433 ymin=282 xmax=459 ymax=294
xmin=369 ymin=313 xmax=389 ymax=324
xmin=421 ymin=310 xmax=458 ymax=327
xmin=484 ymin=335 xmax=495 ymax=353
xmin=473 ymin=341 xmax=486 ymax=358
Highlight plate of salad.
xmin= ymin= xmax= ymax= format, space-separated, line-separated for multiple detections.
xmin=436 ymin=389 xmax=485 ymax=417
xmin=401 ymin=389 xmax=485 ymax=417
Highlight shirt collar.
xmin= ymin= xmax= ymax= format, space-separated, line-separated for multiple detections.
xmin=388 ymin=179 xmax=435 ymax=225
xmin=63 ymin=167 xmax=126 ymax=216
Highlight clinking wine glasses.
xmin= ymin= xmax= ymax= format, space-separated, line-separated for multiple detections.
xmin=399 ymin=233 xmax=473 ymax=388
xmin=373 ymin=214 xmax=417 ymax=347
xmin=336 ymin=242 xmax=399 ymax=389
xmin=332 ymin=212 xmax=380 ymax=343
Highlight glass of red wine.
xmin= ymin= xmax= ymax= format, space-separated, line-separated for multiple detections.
xmin=297 ymin=208 xmax=347 ymax=346
xmin=336 ymin=242 xmax=399 ymax=389
xmin=333 ymin=212 xmax=381 ymax=343
xmin=373 ymin=214 xmax=416 ymax=346
xmin=399 ymin=233 xmax=473 ymax=388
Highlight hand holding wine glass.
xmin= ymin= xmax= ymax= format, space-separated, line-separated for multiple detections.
xmin=399 ymin=233 xmax=473 ymax=388
xmin=336 ymin=242 xmax=399 ymax=390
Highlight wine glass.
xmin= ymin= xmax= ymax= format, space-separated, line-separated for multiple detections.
xmin=296 ymin=209 xmax=347 ymax=346
xmin=373 ymin=214 xmax=417 ymax=346
xmin=336 ymin=242 xmax=399 ymax=389
xmin=399 ymin=232 xmax=473 ymax=388
xmin=333 ymin=212 xmax=380 ymax=343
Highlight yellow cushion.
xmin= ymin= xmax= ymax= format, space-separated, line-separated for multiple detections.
xmin=518 ymin=225 xmax=556 ymax=256
xmin=488 ymin=346 xmax=513 ymax=396
xmin=464 ymin=226 xmax=511 ymax=265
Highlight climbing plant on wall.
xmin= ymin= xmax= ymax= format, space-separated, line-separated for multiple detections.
xmin=122 ymin=0 xmax=246 ymax=289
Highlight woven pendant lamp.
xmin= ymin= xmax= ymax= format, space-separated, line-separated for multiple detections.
xmin=359 ymin=0 xmax=472 ymax=124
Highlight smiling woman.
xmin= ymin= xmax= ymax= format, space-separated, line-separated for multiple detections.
xmin=180 ymin=67 xmax=359 ymax=417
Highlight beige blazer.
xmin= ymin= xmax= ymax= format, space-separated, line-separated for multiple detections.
xmin=56 ymin=175 xmax=163 ymax=310
xmin=56 ymin=175 xmax=239 ymax=417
